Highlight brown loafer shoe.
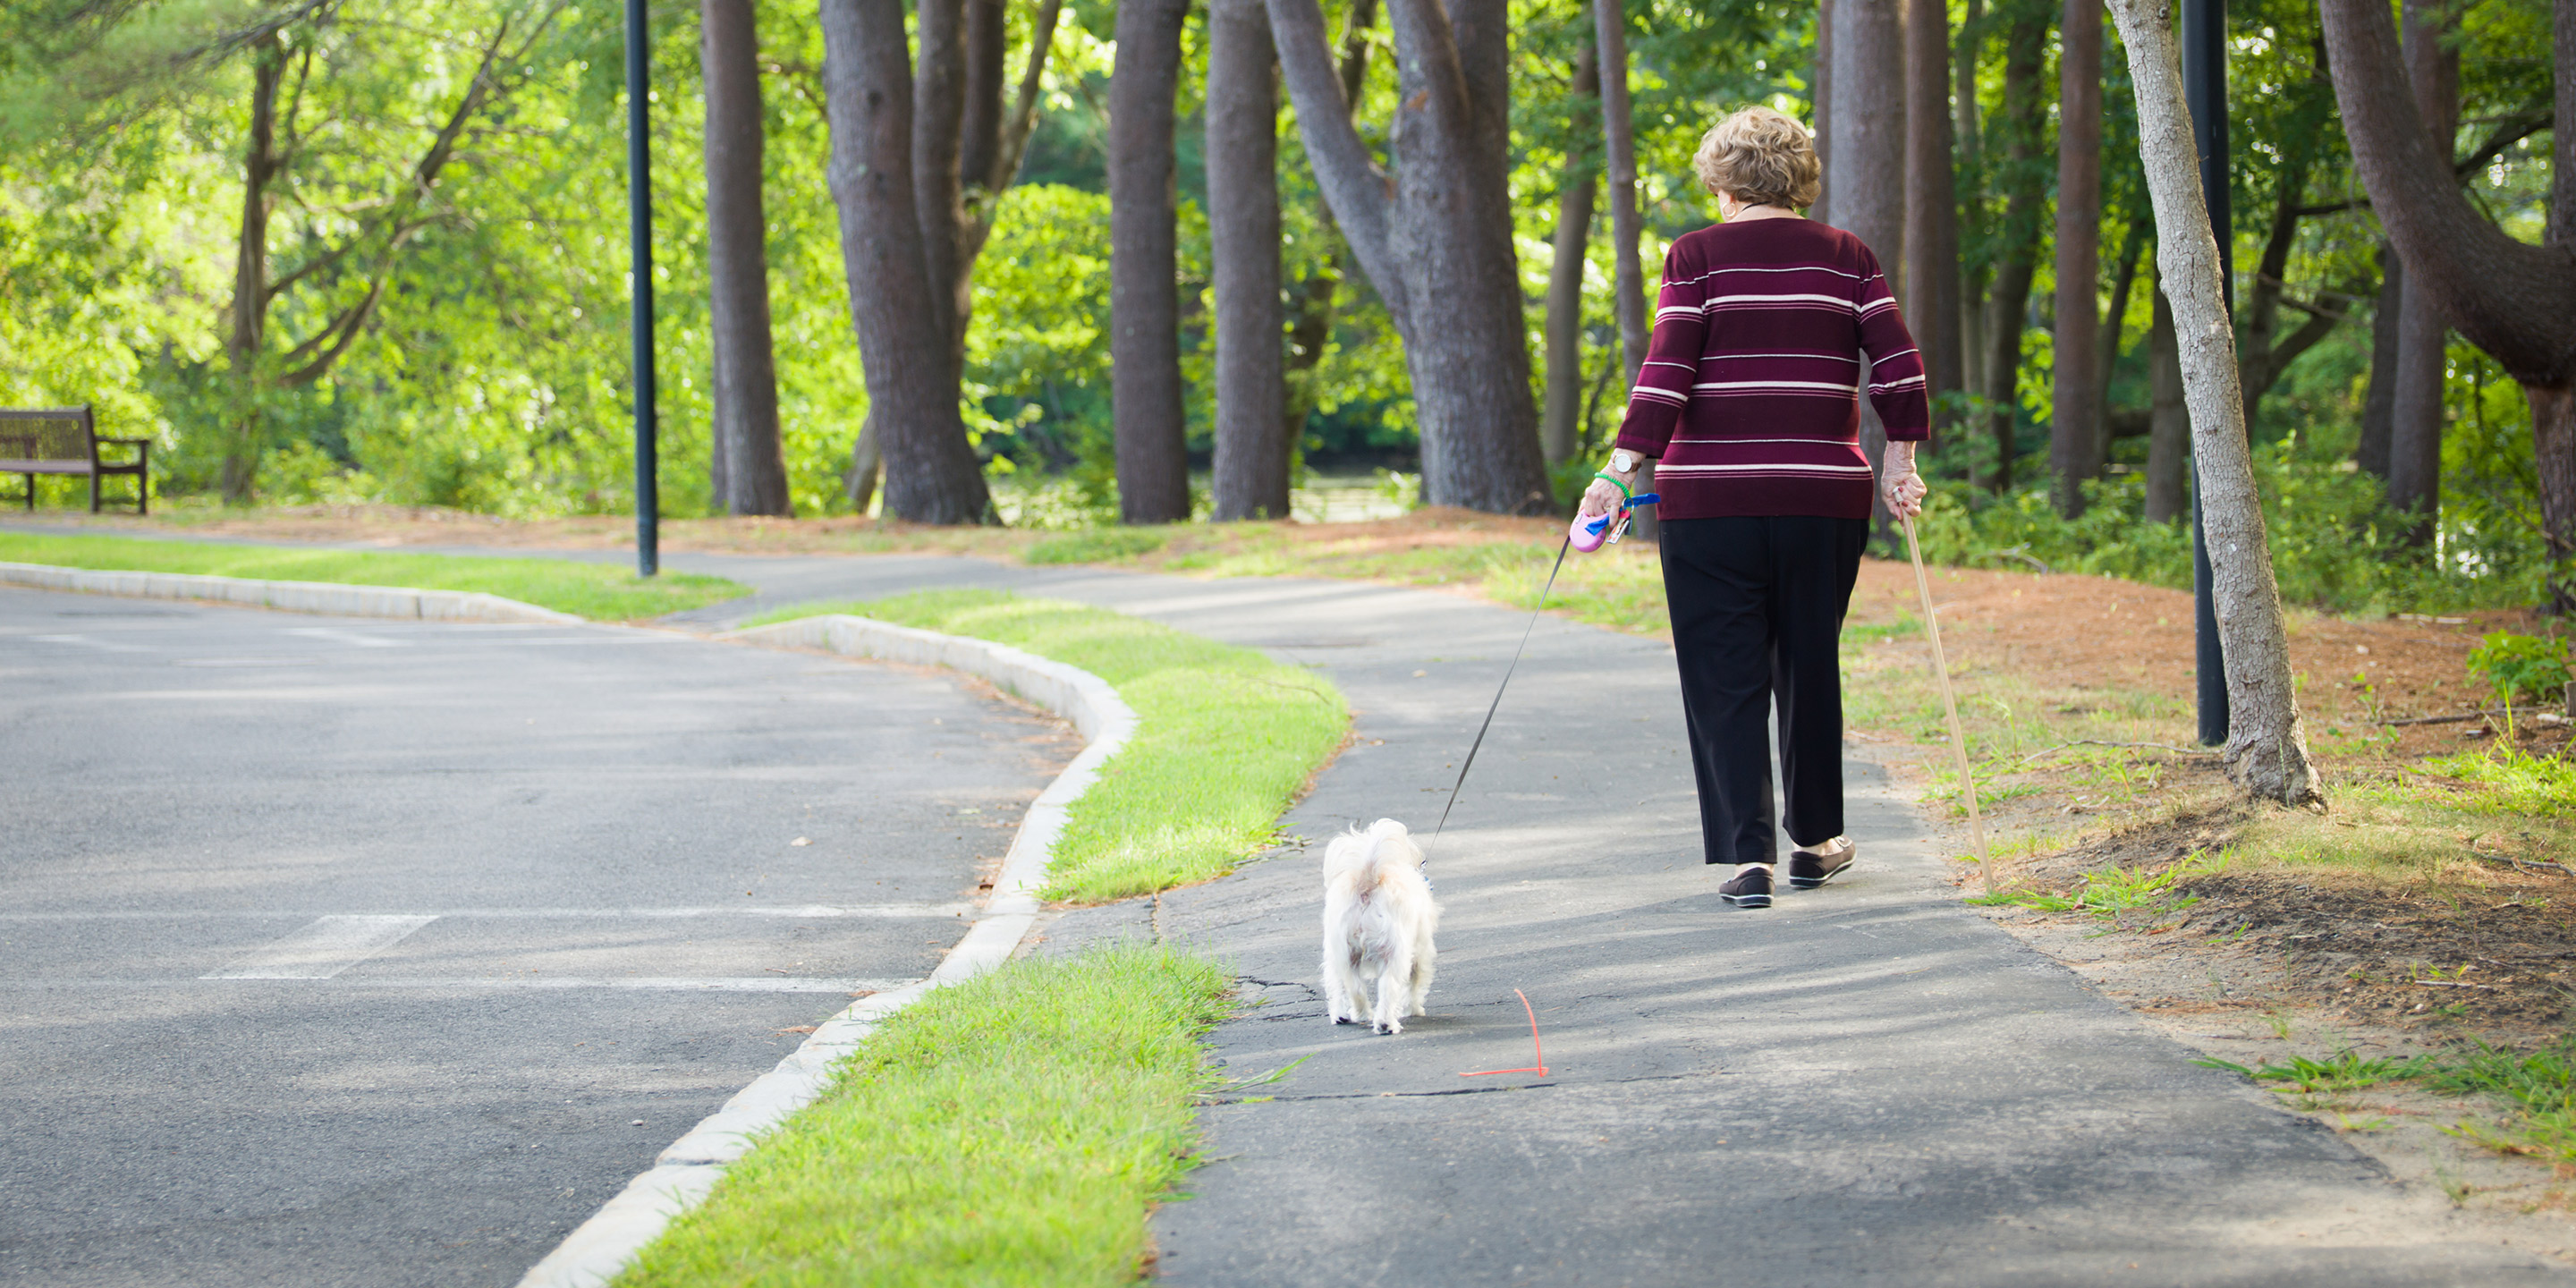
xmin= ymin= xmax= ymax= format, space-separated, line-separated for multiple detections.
xmin=1787 ymin=836 xmax=1855 ymax=889
xmin=1718 ymin=866 xmax=1774 ymax=909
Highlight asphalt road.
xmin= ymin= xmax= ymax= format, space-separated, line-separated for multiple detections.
xmin=0 ymin=586 xmax=1070 ymax=1287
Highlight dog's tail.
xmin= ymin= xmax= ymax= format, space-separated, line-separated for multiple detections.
xmin=1351 ymin=818 xmax=1418 ymax=892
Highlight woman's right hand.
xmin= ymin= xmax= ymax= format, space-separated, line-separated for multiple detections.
xmin=1578 ymin=475 xmax=1629 ymax=521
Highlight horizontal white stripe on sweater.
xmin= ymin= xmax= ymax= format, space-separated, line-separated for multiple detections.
xmin=1701 ymin=352 xmax=1861 ymax=363
xmin=1670 ymin=264 xmax=1865 ymax=287
xmin=1666 ymin=436 xmax=1866 ymax=446
xmin=1704 ymin=292 xmax=1856 ymax=311
xmin=1628 ymin=386 xmax=1690 ymax=405
xmin=1869 ymin=376 xmax=1928 ymax=393
xmin=1691 ymin=380 xmax=1860 ymax=394
xmin=1648 ymin=469 xmax=1875 ymax=479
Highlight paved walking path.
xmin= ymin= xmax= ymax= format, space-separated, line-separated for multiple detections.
xmin=647 ymin=549 xmax=2569 ymax=1287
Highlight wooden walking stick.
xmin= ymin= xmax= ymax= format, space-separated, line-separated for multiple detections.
xmin=1899 ymin=513 xmax=1993 ymax=895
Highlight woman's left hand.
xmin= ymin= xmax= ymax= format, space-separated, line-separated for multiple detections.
xmin=1578 ymin=474 xmax=1630 ymax=521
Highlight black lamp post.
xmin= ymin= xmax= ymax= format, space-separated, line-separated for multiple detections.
xmin=626 ymin=0 xmax=659 ymax=578
xmin=2182 ymin=0 xmax=2227 ymax=745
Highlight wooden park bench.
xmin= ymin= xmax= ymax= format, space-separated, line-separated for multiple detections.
xmin=0 ymin=405 xmax=150 ymax=514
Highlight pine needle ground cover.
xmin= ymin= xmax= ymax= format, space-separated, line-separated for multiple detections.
xmin=0 ymin=532 xmax=744 ymax=620
xmin=749 ymin=589 xmax=1351 ymax=902
xmin=614 ymin=945 xmax=1232 ymax=1288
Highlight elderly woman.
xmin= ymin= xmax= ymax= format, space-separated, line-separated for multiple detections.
xmin=1578 ymin=106 xmax=1928 ymax=911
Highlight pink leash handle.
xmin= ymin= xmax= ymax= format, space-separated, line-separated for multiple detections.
xmin=1566 ymin=493 xmax=1660 ymax=553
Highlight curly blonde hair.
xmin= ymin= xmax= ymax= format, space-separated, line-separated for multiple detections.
xmin=1693 ymin=106 xmax=1822 ymax=210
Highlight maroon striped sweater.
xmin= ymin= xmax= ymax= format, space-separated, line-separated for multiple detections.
xmin=1611 ymin=218 xmax=1929 ymax=521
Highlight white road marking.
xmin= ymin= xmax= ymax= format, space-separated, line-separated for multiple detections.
xmin=0 ymin=903 xmax=976 ymax=922
xmin=284 ymin=626 xmax=405 ymax=648
xmin=28 ymin=633 xmax=150 ymax=653
xmin=202 ymin=914 xmax=440 ymax=979
xmin=6 ymin=976 xmax=919 ymax=994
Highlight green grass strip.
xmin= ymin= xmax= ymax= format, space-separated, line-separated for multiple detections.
xmin=615 ymin=945 xmax=1232 ymax=1288
xmin=0 ymin=532 xmax=745 ymax=620
xmin=748 ymin=589 xmax=1350 ymax=903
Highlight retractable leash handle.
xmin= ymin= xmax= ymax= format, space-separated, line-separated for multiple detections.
xmin=1567 ymin=493 xmax=1661 ymax=553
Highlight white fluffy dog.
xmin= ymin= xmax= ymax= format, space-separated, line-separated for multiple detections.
xmin=1319 ymin=818 xmax=1440 ymax=1034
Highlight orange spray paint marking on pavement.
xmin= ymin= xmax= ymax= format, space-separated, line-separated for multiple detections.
xmin=1459 ymin=988 xmax=1549 ymax=1077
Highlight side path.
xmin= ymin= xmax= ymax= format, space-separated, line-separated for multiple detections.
xmin=657 ymin=550 xmax=2568 ymax=1287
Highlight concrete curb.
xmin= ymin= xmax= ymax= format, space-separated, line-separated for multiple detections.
xmin=514 ymin=614 xmax=1139 ymax=1288
xmin=0 ymin=560 xmax=581 ymax=624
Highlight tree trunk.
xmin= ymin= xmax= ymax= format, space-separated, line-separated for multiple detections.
xmin=222 ymin=32 xmax=287 ymax=503
xmin=702 ymin=0 xmax=791 ymax=516
xmin=1904 ymin=0 xmax=1962 ymax=407
xmin=2097 ymin=221 xmax=2144 ymax=420
xmin=912 ymin=0 xmax=969 ymax=377
xmin=1594 ymin=0 xmax=1653 ymax=537
xmin=1812 ymin=0 xmax=1834 ymax=227
xmin=1209 ymin=0 xmax=1288 ymax=521
xmin=1109 ymin=0 xmax=1192 ymax=523
xmin=2355 ymin=244 xmax=2400 ymax=480
xmin=1542 ymin=42 xmax=1600 ymax=467
xmin=2144 ymin=284 xmax=2188 ymax=523
xmin=1267 ymin=0 xmax=1551 ymax=513
xmin=1829 ymin=0 xmax=1903 ymax=536
xmin=1280 ymin=0 xmax=1377 ymax=473
xmin=2108 ymin=0 xmax=2321 ymax=806
xmin=1954 ymin=0 xmax=1986 ymax=402
xmin=2385 ymin=0 xmax=2460 ymax=547
xmin=844 ymin=413 xmax=881 ymax=515
xmin=2048 ymin=0 xmax=2101 ymax=518
xmin=1978 ymin=4 xmax=2048 ymax=494
xmin=820 ymin=0 xmax=993 ymax=524
xmin=2320 ymin=0 xmax=2576 ymax=604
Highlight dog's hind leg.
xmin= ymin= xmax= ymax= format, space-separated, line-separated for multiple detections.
xmin=1407 ymin=945 xmax=1436 ymax=1017
xmin=1371 ymin=942 xmax=1416 ymax=1035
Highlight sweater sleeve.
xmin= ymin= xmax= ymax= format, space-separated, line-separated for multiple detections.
xmin=1853 ymin=243 xmax=1930 ymax=443
xmin=1610 ymin=242 xmax=1707 ymax=460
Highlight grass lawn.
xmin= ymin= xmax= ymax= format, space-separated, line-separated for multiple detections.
xmin=615 ymin=945 xmax=1233 ymax=1288
xmin=0 ymin=531 xmax=745 ymax=620
xmin=749 ymin=589 xmax=1352 ymax=903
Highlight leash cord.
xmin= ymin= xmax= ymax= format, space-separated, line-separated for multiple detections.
xmin=1424 ymin=535 xmax=1572 ymax=860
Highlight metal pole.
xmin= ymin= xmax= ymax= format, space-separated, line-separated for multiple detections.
xmin=2182 ymin=0 xmax=2227 ymax=744
xmin=625 ymin=0 xmax=659 ymax=578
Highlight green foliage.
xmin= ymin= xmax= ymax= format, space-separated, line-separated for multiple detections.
xmin=2464 ymin=631 xmax=2570 ymax=707
xmin=2195 ymin=1050 xmax=2433 ymax=1095
xmin=1967 ymin=854 xmax=2216 ymax=919
xmin=0 ymin=532 xmax=745 ymax=620
xmin=1911 ymin=416 xmax=2549 ymax=615
xmin=615 ymin=945 xmax=1233 ymax=1288
xmin=2416 ymin=745 xmax=2576 ymax=818
xmin=747 ymin=590 xmax=1349 ymax=902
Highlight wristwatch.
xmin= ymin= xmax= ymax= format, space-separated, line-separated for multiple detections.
xmin=1609 ymin=450 xmax=1640 ymax=474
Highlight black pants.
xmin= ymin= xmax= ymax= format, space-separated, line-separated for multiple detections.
xmin=1658 ymin=515 xmax=1868 ymax=867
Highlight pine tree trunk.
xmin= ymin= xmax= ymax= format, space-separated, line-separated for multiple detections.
xmin=1109 ymin=0 xmax=1192 ymax=523
xmin=2535 ymin=384 xmax=2576 ymax=609
xmin=1977 ymin=5 xmax=2049 ymax=494
xmin=1903 ymin=0 xmax=1962 ymax=405
xmin=2144 ymin=285 xmax=2188 ymax=523
xmin=222 ymin=33 xmax=287 ymax=504
xmin=1953 ymin=0 xmax=1986 ymax=402
xmin=2385 ymin=0 xmax=2459 ymax=547
xmin=1542 ymin=43 xmax=1599 ymax=467
xmin=820 ymin=0 xmax=993 ymax=524
xmin=2356 ymin=245 xmax=2400 ymax=480
xmin=2047 ymin=0 xmax=2101 ymax=519
xmin=2109 ymin=0 xmax=2321 ymax=806
xmin=1277 ymin=0 xmax=1376 ymax=474
xmin=1208 ymin=0 xmax=1289 ymax=521
xmin=1812 ymin=0 xmax=1834 ymax=228
xmin=702 ymin=0 xmax=791 ymax=516
xmin=1828 ymin=0 xmax=1902 ymax=536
